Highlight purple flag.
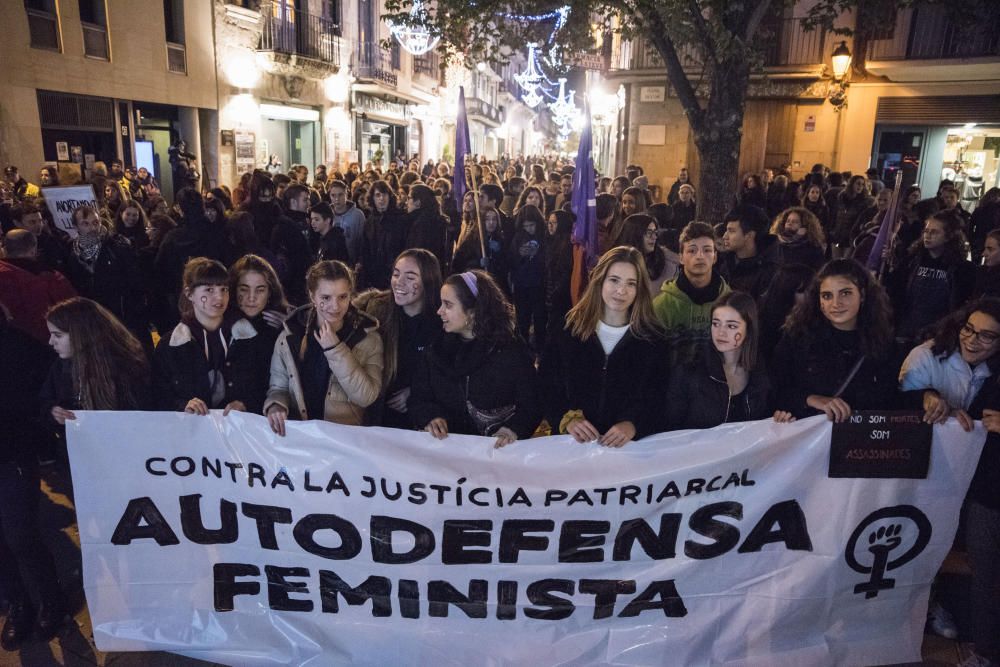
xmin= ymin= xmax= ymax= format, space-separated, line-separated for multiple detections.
xmin=452 ymin=87 xmax=472 ymax=212
xmin=865 ymin=172 xmax=904 ymax=274
xmin=570 ymin=101 xmax=597 ymax=268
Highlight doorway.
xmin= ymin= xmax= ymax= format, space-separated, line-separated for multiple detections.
xmin=871 ymin=127 xmax=926 ymax=190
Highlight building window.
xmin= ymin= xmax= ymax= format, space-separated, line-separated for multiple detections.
xmin=163 ymin=0 xmax=186 ymax=73
xmin=322 ymin=0 xmax=341 ymax=37
xmin=24 ymin=0 xmax=61 ymax=51
xmin=78 ymin=0 xmax=109 ymax=60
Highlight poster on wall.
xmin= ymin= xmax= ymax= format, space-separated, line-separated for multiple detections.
xmin=234 ymin=131 xmax=256 ymax=175
xmin=70 ymin=146 xmax=83 ymax=164
xmin=56 ymin=142 xmax=69 ymax=161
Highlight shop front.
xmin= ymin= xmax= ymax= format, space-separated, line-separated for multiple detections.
xmin=353 ymin=93 xmax=408 ymax=170
xmin=258 ymin=102 xmax=321 ymax=175
xmin=869 ymin=95 xmax=1000 ymax=211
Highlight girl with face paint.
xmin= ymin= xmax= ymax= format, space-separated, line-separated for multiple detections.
xmin=152 ymin=258 xmax=264 ymax=416
xmin=664 ymin=291 xmax=773 ymax=429
xmin=354 ymin=249 xmax=444 ymax=428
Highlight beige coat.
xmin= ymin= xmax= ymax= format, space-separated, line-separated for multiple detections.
xmin=264 ymin=306 xmax=384 ymax=426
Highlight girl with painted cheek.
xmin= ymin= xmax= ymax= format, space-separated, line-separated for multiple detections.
xmin=666 ymin=291 xmax=772 ymax=429
xmin=354 ymin=250 xmax=443 ymax=428
xmin=153 ymin=258 xmax=261 ymax=416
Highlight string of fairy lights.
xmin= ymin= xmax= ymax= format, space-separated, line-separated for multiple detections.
xmin=387 ymin=3 xmax=581 ymax=139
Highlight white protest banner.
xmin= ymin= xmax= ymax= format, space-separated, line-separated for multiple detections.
xmin=66 ymin=412 xmax=984 ymax=667
xmin=41 ymin=185 xmax=98 ymax=238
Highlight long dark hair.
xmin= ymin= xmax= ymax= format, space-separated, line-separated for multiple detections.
xmin=229 ymin=254 xmax=289 ymax=314
xmin=614 ymin=213 xmax=666 ymax=280
xmin=409 ymin=184 xmax=441 ymax=216
xmin=929 ymin=297 xmax=1000 ymax=364
xmin=46 ymin=297 xmax=149 ymax=410
xmin=712 ymin=291 xmax=760 ymax=371
xmin=784 ymin=259 xmax=894 ymax=359
xmin=368 ymin=180 xmax=398 ymax=212
xmin=444 ymin=270 xmax=515 ymax=346
xmin=377 ymin=249 xmax=443 ymax=385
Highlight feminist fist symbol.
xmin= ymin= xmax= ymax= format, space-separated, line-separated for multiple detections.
xmin=845 ymin=506 xmax=931 ymax=600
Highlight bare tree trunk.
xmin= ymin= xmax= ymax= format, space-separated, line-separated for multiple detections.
xmin=693 ymin=57 xmax=750 ymax=224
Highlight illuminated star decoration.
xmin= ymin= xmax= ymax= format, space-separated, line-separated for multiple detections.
xmin=387 ymin=0 xmax=440 ymax=56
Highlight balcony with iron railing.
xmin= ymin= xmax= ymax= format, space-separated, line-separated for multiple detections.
xmin=466 ymin=97 xmax=503 ymax=126
xmin=609 ymin=18 xmax=824 ymax=72
xmin=867 ymin=5 xmax=1000 ymax=61
xmin=258 ymin=1 xmax=341 ymax=66
xmin=356 ymin=41 xmax=399 ymax=87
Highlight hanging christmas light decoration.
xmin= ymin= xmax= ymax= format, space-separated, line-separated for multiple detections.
xmin=513 ymin=43 xmax=546 ymax=108
xmin=549 ymin=78 xmax=577 ymax=131
xmin=386 ymin=0 xmax=440 ymax=56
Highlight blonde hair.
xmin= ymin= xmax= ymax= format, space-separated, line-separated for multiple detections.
xmin=565 ymin=246 xmax=663 ymax=341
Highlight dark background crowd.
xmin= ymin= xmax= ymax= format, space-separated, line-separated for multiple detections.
xmin=3 ymin=154 xmax=1000 ymax=666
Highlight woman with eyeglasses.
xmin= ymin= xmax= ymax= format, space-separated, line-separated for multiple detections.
xmin=897 ymin=297 xmax=1000 ymax=658
xmin=613 ymin=213 xmax=679 ymax=295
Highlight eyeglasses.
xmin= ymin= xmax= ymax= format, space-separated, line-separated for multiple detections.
xmin=644 ymin=229 xmax=658 ymax=239
xmin=960 ymin=323 xmax=1000 ymax=344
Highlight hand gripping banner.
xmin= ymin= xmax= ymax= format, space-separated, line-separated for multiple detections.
xmin=66 ymin=412 xmax=985 ymax=666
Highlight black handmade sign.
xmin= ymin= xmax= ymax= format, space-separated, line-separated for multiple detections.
xmin=829 ymin=411 xmax=931 ymax=479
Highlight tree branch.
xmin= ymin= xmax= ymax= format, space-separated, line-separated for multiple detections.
xmin=743 ymin=0 xmax=774 ymax=43
xmin=636 ymin=1 xmax=705 ymax=132
xmin=686 ymin=0 xmax=717 ymax=64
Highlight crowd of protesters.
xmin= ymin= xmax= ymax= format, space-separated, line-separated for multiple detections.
xmin=3 ymin=153 xmax=1000 ymax=666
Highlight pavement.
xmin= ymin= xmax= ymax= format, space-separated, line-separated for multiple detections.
xmin=0 ymin=465 xmax=983 ymax=667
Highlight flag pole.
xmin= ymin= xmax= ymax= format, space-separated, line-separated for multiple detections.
xmin=876 ymin=172 xmax=905 ymax=282
xmin=469 ymin=162 xmax=486 ymax=260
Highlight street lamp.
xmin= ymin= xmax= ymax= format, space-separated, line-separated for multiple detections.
xmin=827 ymin=41 xmax=852 ymax=111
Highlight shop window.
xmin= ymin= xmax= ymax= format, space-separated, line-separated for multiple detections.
xmin=24 ymin=0 xmax=61 ymax=51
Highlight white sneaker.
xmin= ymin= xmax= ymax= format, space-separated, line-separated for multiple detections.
xmin=927 ymin=601 xmax=959 ymax=640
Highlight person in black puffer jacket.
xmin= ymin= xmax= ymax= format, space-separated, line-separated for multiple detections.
xmin=541 ymin=246 xmax=668 ymax=444
xmin=409 ymin=270 xmax=541 ymax=447
xmin=771 ymin=259 xmax=899 ymax=421
xmin=153 ymin=259 xmax=265 ymax=414
xmin=666 ymin=292 xmax=771 ymax=430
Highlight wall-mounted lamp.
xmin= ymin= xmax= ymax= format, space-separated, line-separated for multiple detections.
xmin=827 ymin=41 xmax=852 ymax=111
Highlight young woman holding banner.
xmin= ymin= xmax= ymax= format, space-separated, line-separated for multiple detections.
xmin=264 ymin=260 xmax=383 ymax=434
xmin=152 ymin=258 xmax=263 ymax=415
xmin=897 ymin=298 xmax=1000 ymax=652
xmin=665 ymin=291 xmax=772 ymax=430
xmin=409 ymin=270 xmax=541 ymax=448
xmin=41 ymin=297 xmax=151 ymax=425
xmin=770 ymin=259 xmax=898 ymax=422
xmin=354 ymin=249 xmax=443 ymax=428
xmin=540 ymin=246 xmax=667 ymax=446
